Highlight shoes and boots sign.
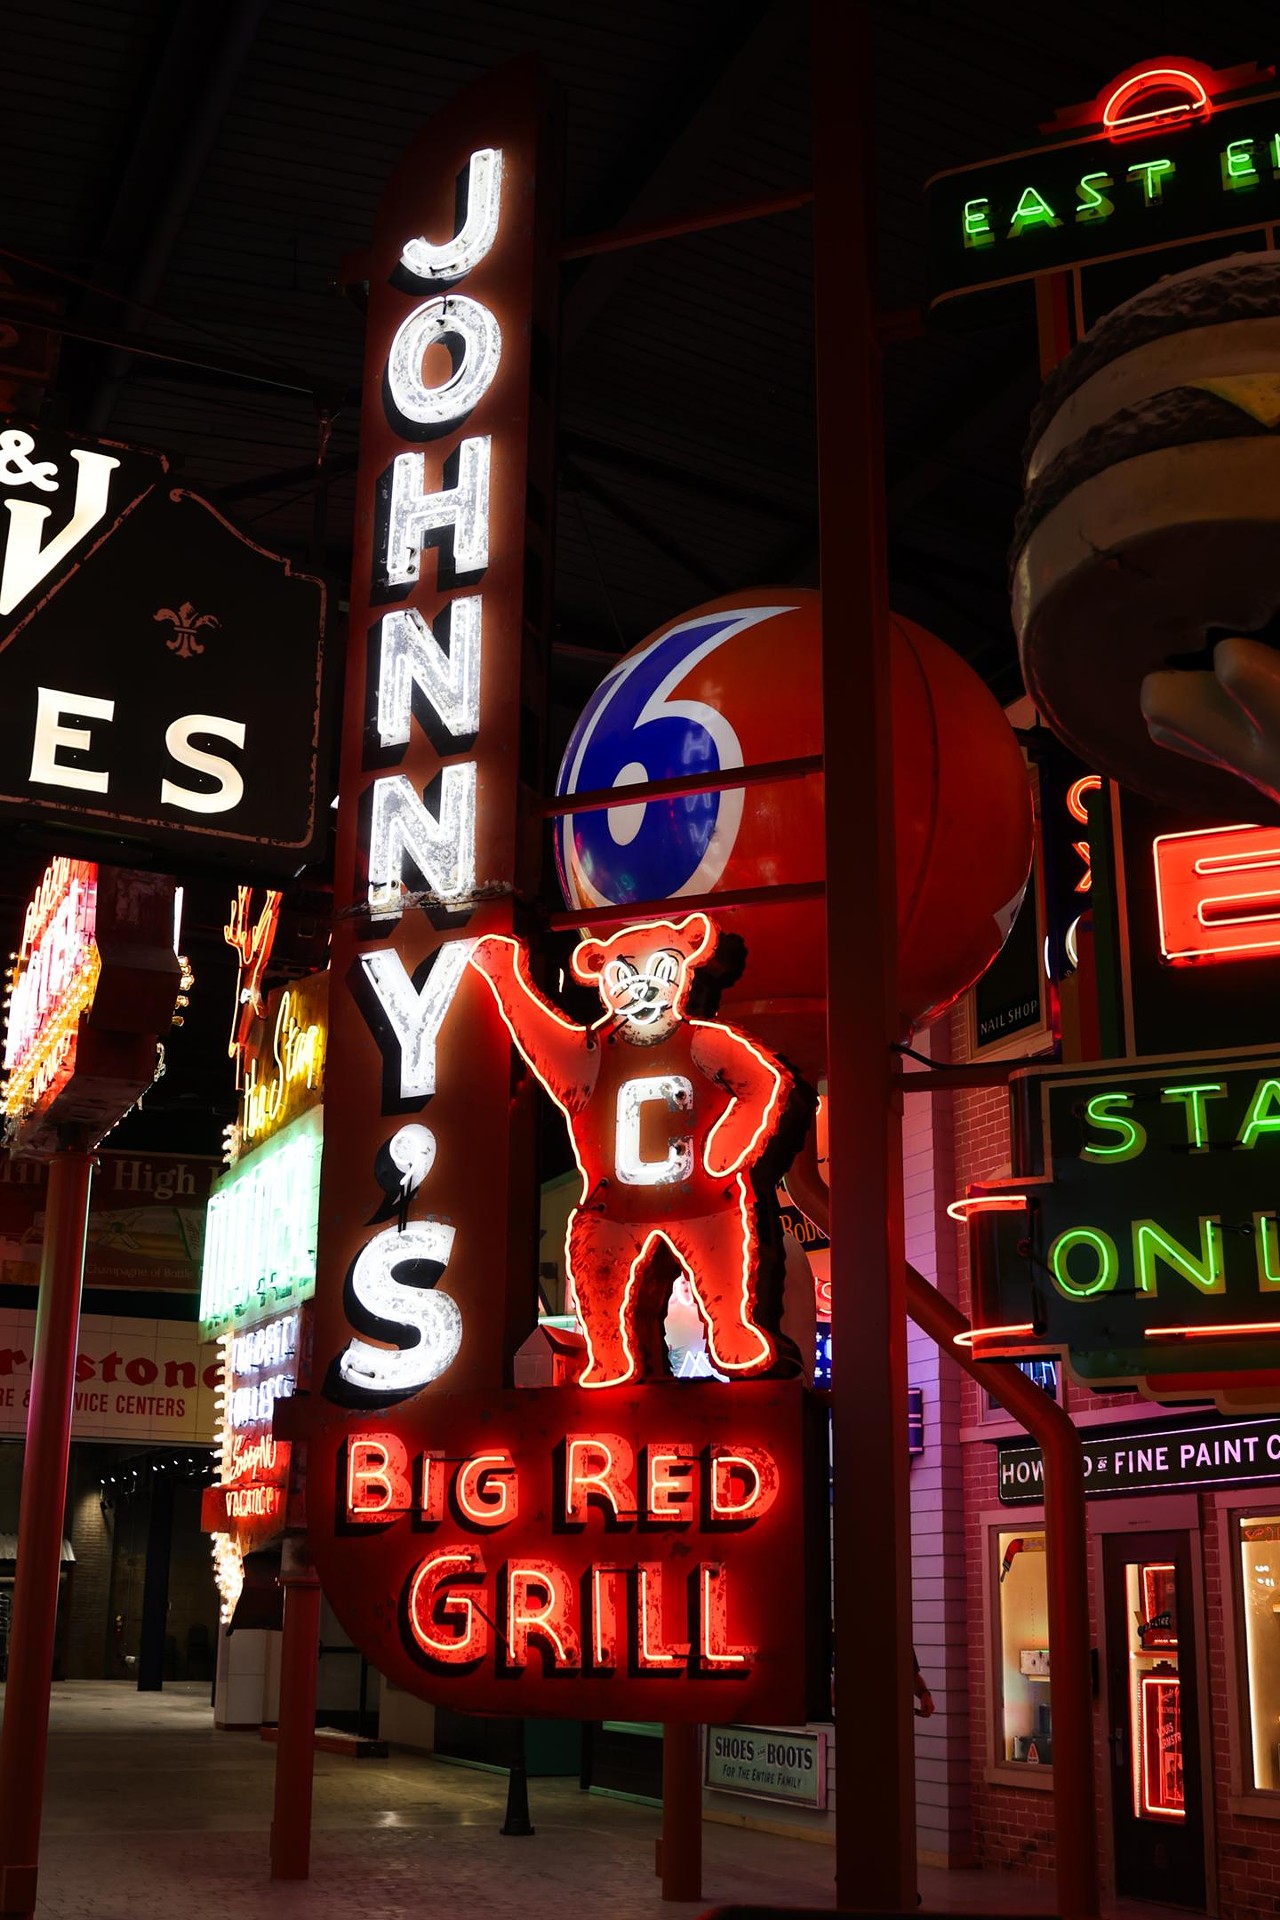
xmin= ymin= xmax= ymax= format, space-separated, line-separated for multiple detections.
xmin=0 ymin=423 xmax=327 ymax=872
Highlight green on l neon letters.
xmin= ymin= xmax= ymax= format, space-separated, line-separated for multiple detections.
xmin=1081 ymin=1092 xmax=1146 ymax=1162
xmin=1127 ymin=158 xmax=1175 ymax=204
xmin=1161 ymin=1082 xmax=1226 ymax=1151
xmin=1008 ymin=186 xmax=1061 ymax=237
xmin=1075 ymin=172 xmax=1114 ymax=224
xmin=963 ymin=197 xmax=994 ymax=248
xmin=1132 ymin=1216 xmax=1225 ymax=1295
xmin=1238 ymin=1078 xmax=1280 ymax=1149
xmin=1050 ymin=1226 xmax=1118 ymax=1299
xmin=1222 ymin=138 xmax=1260 ymax=190
xmin=1255 ymin=1212 xmax=1280 ymax=1291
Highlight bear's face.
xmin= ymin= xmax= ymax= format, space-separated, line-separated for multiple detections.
xmin=572 ymin=913 xmax=715 ymax=1047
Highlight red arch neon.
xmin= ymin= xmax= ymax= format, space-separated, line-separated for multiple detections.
xmin=1101 ymin=66 xmax=1211 ymax=134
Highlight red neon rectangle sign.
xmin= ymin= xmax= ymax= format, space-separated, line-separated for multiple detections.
xmin=1152 ymin=824 xmax=1280 ymax=964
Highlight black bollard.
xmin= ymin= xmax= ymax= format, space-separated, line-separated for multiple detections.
xmin=501 ymin=1719 xmax=536 ymax=1836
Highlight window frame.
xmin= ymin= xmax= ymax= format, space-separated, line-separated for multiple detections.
xmin=1218 ymin=1493 xmax=1280 ymax=1820
xmin=981 ymin=1506 xmax=1054 ymax=1791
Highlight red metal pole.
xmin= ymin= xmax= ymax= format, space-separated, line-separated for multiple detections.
xmin=786 ymin=1139 xmax=1101 ymax=1920
xmin=270 ymin=1543 xmax=322 ymax=1881
xmin=659 ymin=1722 xmax=702 ymax=1902
xmin=812 ymin=1 xmax=916 ymax=1908
xmin=0 ymin=1146 xmax=93 ymax=1920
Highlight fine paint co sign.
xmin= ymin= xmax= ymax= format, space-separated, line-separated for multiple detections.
xmin=965 ymin=1051 xmax=1280 ymax=1395
xmin=0 ymin=423 xmax=327 ymax=872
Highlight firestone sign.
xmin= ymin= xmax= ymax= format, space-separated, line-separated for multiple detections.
xmin=302 ymin=67 xmax=827 ymax=1725
xmin=0 ymin=423 xmax=327 ymax=871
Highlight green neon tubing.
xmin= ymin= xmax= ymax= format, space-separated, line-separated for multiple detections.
xmin=1160 ymin=1081 xmax=1226 ymax=1151
xmin=1075 ymin=171 xmax=1114 ymax=224
xmin=1222 ymin=137 xmax=1259 ymax=190
xmin=1255 ymin=1212 xmax=1280 ymax=1291
xmin=1132 ymin=1216 xmax=1225 ymax=1296
xmin=1050 ymin=1227 xmax=1118 ymax=1299
xmin=1127 ymin=158 xmax=1174 ymax=204
xmin=1271 ymin=132 xmax=1280 ymax=175
xmin=1080 ymin=1092 xmax=1146 ymax=1162
xmin=962 ymin=196 xmax=994 ymax=249
xmin=1008 ymin=185 xmax=1061 ymax=237
xmin=1238 ymin=1078 xmax=1280 ymax=1149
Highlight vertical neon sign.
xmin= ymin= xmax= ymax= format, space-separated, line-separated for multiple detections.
xmin=310 ymin=68 xmax=560 ymax=1417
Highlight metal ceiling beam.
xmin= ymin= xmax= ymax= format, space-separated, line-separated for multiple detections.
xmin=563 ymin=459 xmax=727 ymax=596
xmin=82 ymin=0 xmax=268 ymax=435
xmin=561 ymin=0 xmax=800 ymax=350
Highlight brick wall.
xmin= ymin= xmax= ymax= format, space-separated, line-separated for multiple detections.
xmin=904 ymin=1029 xmax=972 ymax=1864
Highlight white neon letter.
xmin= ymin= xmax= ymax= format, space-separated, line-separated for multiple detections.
xmin=387 ymin=297 xmax=502 ymax=430
xmin=1 ymin=449 xmax=120 ymax=615
xmin=400 ymin=148 xmax=503 ymax=284
xmin=338 ymin=1219 xmax=462 ymax=1397
xmin=615 ymin=1076 xmax=694 ymax=1187
xmin=29 ymin=687 xmax=114 ymax=794
xmin=160 ymin=714 xmax=246 ymax=814
xmin=377 ymin=598 xmax=482 ymax=746
xmin=385 ymin=437 xmax=490 ymax=586
xmin=368 ymin=768 xmax=477 ymax=916
xmin=358 ymin=940 xmax=474 ymax=1100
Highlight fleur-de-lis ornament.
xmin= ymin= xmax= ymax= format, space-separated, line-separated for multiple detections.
xmin=155 ymin=601 xmax=219 ymax=659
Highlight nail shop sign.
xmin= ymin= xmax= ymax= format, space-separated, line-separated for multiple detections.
xmin=0 ymin=422 xmax=327 ymax=873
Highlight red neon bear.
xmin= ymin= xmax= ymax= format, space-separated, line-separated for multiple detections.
xmin=469 ymin=913 xmax=802 ymax=1389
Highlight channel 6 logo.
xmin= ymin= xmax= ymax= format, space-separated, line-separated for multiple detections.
xmin=555 ymin=599 xmax=805 ymax=911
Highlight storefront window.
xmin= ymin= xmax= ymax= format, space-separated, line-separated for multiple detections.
xmin=1238 ymin=1516 xmax=1280 ymax=1792
xmin=995 ymin=1528 xmax=1052 ymax=1768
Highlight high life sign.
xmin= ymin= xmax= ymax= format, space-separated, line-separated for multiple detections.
xmin=924 ymin=58 xmax=1280 ymax=306
xmin=963 ymin=1050 xmax=1280 ymax=1401
xmin=301 ymin=67 xmax=826 ymax=1725
xmin=0 ymin=422 xmax=327 ymax=872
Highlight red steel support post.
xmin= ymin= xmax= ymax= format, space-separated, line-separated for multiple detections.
xmin=787 ymin=1132 xmax=1102 ymax=1920
xmin=0 ymin=1147 xmax=94 ymax=1920
xmin=270 ymin=1541 xmax=322 ymax=1881
xmin=659 ymin=1722 xmax=702 ymax=1901
xmin=812 ymin=2 xmax=916 ymax=1907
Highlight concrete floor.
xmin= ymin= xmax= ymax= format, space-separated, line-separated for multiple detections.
xmin=3 ymin=1682 xmax=1184 ymax=1919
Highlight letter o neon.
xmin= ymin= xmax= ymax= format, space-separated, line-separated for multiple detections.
xmin=1049 ymin=1226 xmax=1119 ymax=1298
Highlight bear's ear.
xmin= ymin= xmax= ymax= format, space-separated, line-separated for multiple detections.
xmin=571 ymin=936 xmax=609 ymax=983
xmin=672 ymin=911 xmax=716 ymax=967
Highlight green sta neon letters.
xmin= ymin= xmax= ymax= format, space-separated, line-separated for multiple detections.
xmin=1238 ymin=1078 xmax=1280 ymax=1149
xmin=1161 ymin=1082 xmax=1226 ymax=1151
xmin=1080 ymin=1091 xmax=1146 ymax=1162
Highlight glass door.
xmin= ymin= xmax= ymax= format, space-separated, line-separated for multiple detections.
xmin=1102 ymin=1531 xmax=1206 ymax=1908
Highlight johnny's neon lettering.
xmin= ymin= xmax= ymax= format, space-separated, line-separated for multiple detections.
xmin=340 ymin=147 xmax=509 ymax=1399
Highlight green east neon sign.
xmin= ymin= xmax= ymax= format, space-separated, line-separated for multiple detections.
xmin=926 ymin=94 xmax=1280 ymax=305
xmin=968 ymin=1055 xmax=1280 ymax=1387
